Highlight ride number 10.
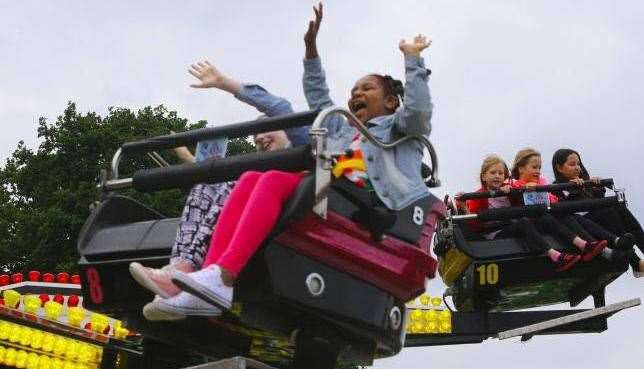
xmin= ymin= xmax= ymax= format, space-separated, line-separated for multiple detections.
xmin=476 ymin=263 xmax=499 ymax=286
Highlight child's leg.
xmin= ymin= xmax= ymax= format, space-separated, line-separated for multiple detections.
xmin=216 ymin=171 xmax=303 ymax=277
xmin=173 ymin=182 xmax=233 ymax=269
xmin=536 ymin=214 xmax=584 ymax=247
xmin=560 ymin=215 xmax=596 ymax=242
xmin=500 ymin=218 xmax=580 ymax=271
xmin=202 ymin=172 xmax=263 ymax=268
xmin=588 ymin=207 xmax=626 ymax=235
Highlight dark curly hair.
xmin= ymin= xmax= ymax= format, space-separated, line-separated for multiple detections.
xmin=368 ymin=74 xmax=404 ymax=111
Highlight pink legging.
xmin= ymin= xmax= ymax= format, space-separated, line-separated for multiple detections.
xmin=202 ymin=170 xmax=303 ymax=277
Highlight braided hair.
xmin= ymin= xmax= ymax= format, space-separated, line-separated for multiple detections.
xmin=368 ymin=74 xmax=405 ymax=111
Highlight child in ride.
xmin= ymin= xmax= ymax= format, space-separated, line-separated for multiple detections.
xmin=552 ymin=148 xmax=644 ymax=277
xmin=144 ymin=2 xmax=434 ymax=319
xmin=510 ymin=148 xmax=608 ymax=265
xmin=457 ymin=155 xmax=581 ymax=272
xmin=129 ymin=59 xmax=307 ymax=313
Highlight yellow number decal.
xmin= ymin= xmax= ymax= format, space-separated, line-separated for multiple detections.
xmin=476 ymin=263 xmax=499 ymax=285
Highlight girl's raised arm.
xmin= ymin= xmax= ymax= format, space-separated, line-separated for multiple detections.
xmin=189 ymin=59 xmax=308 ymax=146
xmin=302 ymin=2 xmax=335 ymax=111
xmin=394 ymin=35 xmax=433 ymax=137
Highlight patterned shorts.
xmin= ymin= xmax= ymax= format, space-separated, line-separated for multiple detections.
xmin=171 ymin=181 xmax=234 ymax=269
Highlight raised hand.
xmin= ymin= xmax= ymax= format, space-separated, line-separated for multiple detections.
xmin=399 ymin=34 xmax=432 ymax=57
xmin=304 ymin=2 xmax=323 ymax=59
xmin=188 ymin=60 xmax=241 ymax=94
xmin=189 ymin=60 xmax=226 ymax=89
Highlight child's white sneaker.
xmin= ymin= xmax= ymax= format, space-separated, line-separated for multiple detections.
xmin=130 ymin=260 xmax=193 ymax=298
xmin=143 ymin=292 xmax=222 ymax=321
xmin=172 ymin=266 xmax=233 ymax=311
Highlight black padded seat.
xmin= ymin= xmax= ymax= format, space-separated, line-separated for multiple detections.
xmin=452 ymin=225 xmax=571 ymax=261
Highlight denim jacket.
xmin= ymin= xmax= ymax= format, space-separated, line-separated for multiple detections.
xmin=195 ymin=84 xmax=309 ymax=162
xmin=302 ymin=56 xmax=433 ymax=210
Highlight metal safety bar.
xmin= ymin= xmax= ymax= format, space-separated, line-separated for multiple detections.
xmin=456 ymin=178 xmax=614 ymax=201
xmin=309 ymin=106 xmax=440 ymax=218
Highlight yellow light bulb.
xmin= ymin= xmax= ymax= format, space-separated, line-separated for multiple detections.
xmin=65 ymin=341 xmax=80 ymax=360
xmin=0 ymin=321 xmax=11 ymax=340
xmin=5 ymin=348 xmax=17 ymax=366
xmin=439 ymin=320 xmax=452 ymax=333
xmin=3 ymin=290 xmax=21 ymax=309
xmin=19 ymin=326 xmax=32 ymax=346
xmin=425 ymin=321 xmax=437 ymax=333
xmin=424 ymin=309 xmax=437 ymax=322
xmin=439 ymin=309 xmax=451 ymax=321
xmin=67 ymin=307 xmax=85 ymax=328
xmin=30 ymin=331 xmax=44 ymax=350
xmin=90 ymin=314 xmax=108 ymax=334
xmin=63 ymin=361 xmax=77 ymax=369
xmin=9 ymin=323 xmax=22 ymax=343
xmin=430 ymin=297 xmax=443 ymax=307
xmin=37 ymin=355 xmax=51 ymax=369
xmin=50 ymin=358 xmax=63 ymax=369
xmin=53 ymin=336 xmax=68 ymax=356
xmin=419 ymin=294 xmax=431 ymax=306
xmin=16 ymin=349 xmax=28 ymax=368
xmin=78 ymin=345 xmax=93 ymax=363
xmin=26 ymin=352 xmax=39 ymax=369
xmin=411 ymin=321 xmax=424 ymax=334
xmin=409 ymin=309 xmax=423 ymax=322
xmin=114 ymin=327 xmax=129 ymax=340
xmin=24 ymin=295 xmax=41 ymax=315
xmin=0 ymin=346 xmax=6 ymax=364
xmin=44 ymin=301 xmax=64 ymax=321
xmin=42 ymin=333 xmax=56 ymax=352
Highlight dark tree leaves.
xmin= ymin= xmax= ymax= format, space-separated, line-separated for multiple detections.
xmin=0 ymin=102 xmax=253 ymax=272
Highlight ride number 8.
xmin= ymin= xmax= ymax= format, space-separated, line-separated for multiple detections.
xmin=476 ymin=263 xmax=499 ymax=285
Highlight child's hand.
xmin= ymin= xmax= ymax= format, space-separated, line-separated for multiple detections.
xmin=499 ymin=185 xmax=511 ymax=194
xmin=189 ymin=60 xmax=227 ymax=89
xmin=304 ymin=2 xmax=323 ymax=59
xmin=399 ymin=34 xmax=431 ymax=57
xmin=590 ymin=177 xmax=602 ymax=185
xmin=570 ymin=178 xmax=585 ymax=186
xmin=189 ymin=60 xmax=241 ymax=94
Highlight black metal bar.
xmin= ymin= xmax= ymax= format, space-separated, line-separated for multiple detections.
xmin=120 ymin=110 xmax=319 ymax=155
xmin=132 ymin=145 xmax=314 ymax=192
xmin=457 ymin=178 xmax=614 ymax=201
xmin=470 ymin=196 xmax=619 ymax=222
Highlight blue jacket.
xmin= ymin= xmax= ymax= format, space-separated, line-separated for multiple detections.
xmin=302 ymin=56 xmax=433 ymax=210
xmin=195 ymin=84 xmax=309 ymax=162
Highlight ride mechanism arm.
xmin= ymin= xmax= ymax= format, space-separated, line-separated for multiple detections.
xmin=102 ymin=106 xmax=440 ymax=219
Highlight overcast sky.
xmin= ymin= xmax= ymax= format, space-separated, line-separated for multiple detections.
xmin=1 ymin=1 xmax=643 ymax=367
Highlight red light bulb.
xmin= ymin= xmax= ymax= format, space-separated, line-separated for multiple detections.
xmin=0 ymin=298 xmax=4 ymax=305
xmin=53 ymin=294 xmax=65 ymax=305
xmin=70 ymin=274 xmax=81 ymax=285
xmin=28 ymin=271 xmax=41 ymax=282
xmin=42 ymin=273 xmax=55 ymax=283
xmin=67 ymin=295 xmax=80 ymax=307
xmin=0 ymin=275 xmax=9 ymax=286
xmin=56 ymin=272 xmax=69 ymax=284
xmin=39 ymin=294 xmax=50 ymax=306
xmin=11 ymin=273 xmax=23 ymax=283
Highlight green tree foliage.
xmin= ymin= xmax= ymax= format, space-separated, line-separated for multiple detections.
xmin=0 ymin=102 xmax=252 ymax=272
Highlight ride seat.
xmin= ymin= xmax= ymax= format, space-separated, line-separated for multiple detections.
xmin=275 ymin=175 xmax=439 ymax=245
